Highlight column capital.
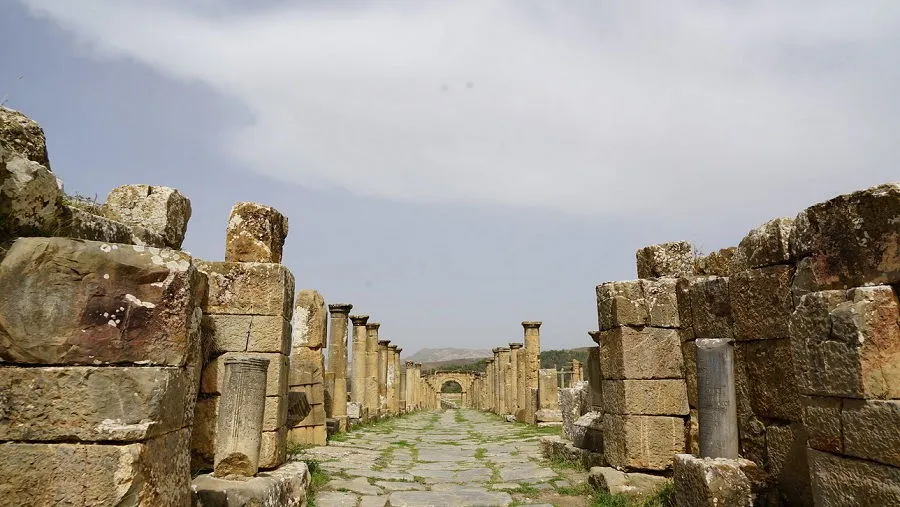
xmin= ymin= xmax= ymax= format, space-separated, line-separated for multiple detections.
xmin=588 ymin=330 xmax=601 ymax=344
xmin=388 ymin=344 xmax=398 ymax=351
xmin=395 ymin=348 xmax=402 ymax=353
xmin=378 ymin=340 xmax=391 ymax=346
xmin=366 ymin=322 xmax=381 ymax=331
xmin=522 ymin=321 xmax=542 ymax=329
xmin=349 ymin=314 xmax=369 ymax=326
xmin=508 ymin=342 xmax=523 ymax=349
xmin=415 ymin=363 xmax=422 ymax=368
xmin=492 ymin=347 xmax=501 ymax=354
xmin=498 ymin=347 xmax=510 ymax=352
xmin=329 ymin=303 xmax=353 ymax=314
xmin=406 ymin=361 xmax=416 ymax=367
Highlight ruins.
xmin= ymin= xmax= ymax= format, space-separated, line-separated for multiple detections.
xmin=0 ymin=106 xmax=897 ymax=506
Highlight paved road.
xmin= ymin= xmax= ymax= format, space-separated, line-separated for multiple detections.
xmin=293 ymin=409 xmax=592 ymax=507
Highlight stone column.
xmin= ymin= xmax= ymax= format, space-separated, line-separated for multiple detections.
xmin=497 ymin=347 xmax=510 ymax=415
xmin=399 ymin=369 xmax=407 ymax=413
xmin=214 ymin=357 xmax=269 ymax=478
xmin=326 ymin=303 xmax=352 ymax=425
xmin=405 ymin=361 xmax=415 ymax=411
xmin=364 ymin=323 xmax=380 ymax=419
xmin=393 ymin=347 xmax=403 ymax=413
xmin=696 ymin=338 xmax=739 ymax=459
xmin=415 ymin=363 xmax=423 ymax=409
xmin=572 ymin=359 xmax=583 ymax=383
xmin=522 ymin=322 xmax=542 ymax=401
xmin=387 ymin=344 xmax=398 ymax=414
xmin=539 ymin=368 xmax=560 ymax=410
xmin=491 ymin=348 xmax=501 ymax=414
xmin=378 ymin=340 xmax=391 ymax=415
xmin=349 ymin=315 xmax=369 ymax=407
xmin=508 ymin=342 xmax=522 ymax=415
xmin=485 ymin=359 xmax=495 ymax=413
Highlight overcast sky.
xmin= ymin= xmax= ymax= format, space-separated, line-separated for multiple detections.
xmin=3 ymin=1 xmax=898 ymax=353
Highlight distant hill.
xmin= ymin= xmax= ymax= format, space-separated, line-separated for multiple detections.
xmin=405 ymin=347 xmax=493 ymax=364
xmin=411 ymin=347 xmax=593 ymax=375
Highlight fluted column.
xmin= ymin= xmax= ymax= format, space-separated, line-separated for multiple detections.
xmin=214 ymin=357 xmax=269 ymax=477
xmin=378 ymin=340 xmax=391 ymax=415
xmin=327 ymin=303 xmax=352 ymax=423
xmin=349 ymin=315 xmax=369 ymax=408
xmin=364 ymin=323 xmax=380 ymax=419
xmin=508 ymin=342 xmax=522 ymax=415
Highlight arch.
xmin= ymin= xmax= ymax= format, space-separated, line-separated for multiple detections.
xmin=440 ymin=380 xmax=463 ymax=393
xmin=423 ymin=371 xmax=479 ymax=408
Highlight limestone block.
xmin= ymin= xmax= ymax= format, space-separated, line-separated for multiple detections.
xmin=802 ymin=396 xmax=842 ymax=454
xmin=682 ymin=340 xmax=697 ymax=408
xmin=259 ymin=427 xmax=287 ymax=470
xmin=538 ymin=368 xmax=559 ymax=409
xmin=737 ymin=339 xmax=802 ymax=421
xmin=292 ymin=404 xmax=326 ymax=428
xmin=291 ymin=383 xmax=325 ymax=405
xmin=641 ymin=278 xmax=682 ymax=328
xmin=730 ymin=265 xmax=795 ymax=341
xmin=842 ymin=399 xmax=900 ymax=467
xmin=766 ymin=423 xmax=812 ymax=505
xmin=688 ymin=276 xmax=733 ymax=339
xmin=790 ymin=286 xmax=900 ymax=398
xmin=635 ymin=241 xmax=694 ymax=279
xmin=202 ymin=352 xmax=289 ymax=397
xmin=559 ymin=383 xmax=589 ymax=441
xmin=288 ymin=425 xmax=327 ymax=446
xmin=687 ymin=409 xmax=700 ymax=456
xmin=673 ymin=454 xmax=770 ymax=507
xmin=808 ymin=449 xmax=900 ymax=506
xmin=205 ymin=314 xmax=291 ymax=354
xmin=59 ymin=204 xmax=153 ymax=246
xmin=572 ymin=412 xmax=605 ymax=452
xmin=0 ymin=237 xmax=202 ymax=366
xmin=191 ymin=396 xmax=218 ymax=470
xmin=263 ymin=395 xmax=288 ymax=432
xmin=0 ymin=106 xmax=50 ymax=168
xmin=102 ymin=185 xmax=191 ymax=249
xmin=197 ymin=260 xmax=295 ymax=319
xmin=586 ymin=346 xmax=603 ymax=410
xmin=693 ymin=247 xmax=738 ymax=277
xmin=347 ymin=401 xmax=362 ymax=419
xmin=0 ymin=154 xmax=61 ymax=237
xmin=597 ymin=280 xmax=648 ymax=330
xmin=289 ymin=346 xmax=325 ymax=386
xmin=790 ymin=182 xmax=900 ymax=290
xmin=0 ymin=366 xmax=196 ymax=442
xmin=732 ymin=217 xmax=794 ymax=271
xmin=601 ymin=380 xmax=689 ymax=416
xmin=285 ymin=391 xmax=311 ymax=428
xmin=292 ymin=289 xmax=328 ymax=349
xmin=598 ymin=326 xmax=683 ymax=380
xmin=192 ymin=461 xmax=310 ymax=507
xmin=604 ymin=415 xmax=685 ymax=471
xmin=225 ymin=201 xmax=289 ymax=263
xmin=0 ymin=428 xmax=191 ymax=506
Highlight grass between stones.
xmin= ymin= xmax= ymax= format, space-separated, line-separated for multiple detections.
xmin=474 ymin=447 xmax=488 ymax=459
xmin=543 ymin=454 xmax=676 ymax=507
xmin=300 ymin=459 xmax=331 ymax=507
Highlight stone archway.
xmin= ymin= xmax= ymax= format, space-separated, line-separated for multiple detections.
xmin=423 ymin=371 xmax=478 ymax=408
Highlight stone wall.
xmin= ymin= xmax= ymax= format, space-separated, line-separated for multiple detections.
xmin=288 ymin=290 xmax=329 ymax=445
xmin=582 ymin=182 xmax=900 ymax=505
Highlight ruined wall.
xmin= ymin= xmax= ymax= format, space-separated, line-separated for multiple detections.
xmin=288 ymin=290 xmax=329 ymax=445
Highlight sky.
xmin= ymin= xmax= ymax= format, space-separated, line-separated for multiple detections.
xmin=3 ymin=1 xmax=899 ymax=354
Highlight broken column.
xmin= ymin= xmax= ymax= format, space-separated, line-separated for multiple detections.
xmin=349 ymin=314 xmax=369 ymax=419
xmin=214 ymin=357 xmax=270 ymax=477
xmin=287 ymin=290 xmax=328 ymax=446
xmin=696 ymin=339 xmax=738 ymax=459
xmin=364 ymin=323 xmax=380 ymax=419
xmin=0 ymin=237 xmax=205 ymax=505
xmin=326 ymin=303 xmax=352 ymax=429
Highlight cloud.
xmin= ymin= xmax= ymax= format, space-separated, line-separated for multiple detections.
xmin=17 ymin=0 xmax=900 ymax=219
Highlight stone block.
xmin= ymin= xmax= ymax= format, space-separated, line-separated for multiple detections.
xmin=601 ymin=380 xmax=689 ymax=416
xmin=0 ymin=237 xmax=203 ymax=366
xmin=0 ymin=428 xmax=191 ymax=506
xmin=538 ymin=368 xmax=559 ymax=409
xmin=737 ymin=339 xmax=802 ymax=421
xmin=0 ymin=154 xmax=61 ymax=237
xmin=202 ymin=314 xmax=291 ymax=355
xmin=289 ymin=346 xmax=325 ymax=386
xmin=635 ymin=241 xmax=694 ymax=279
xmin=192 ymin=461 xmax=310 ymax=507
xmin=688 ymin=276 xmax=733 ymax=339
xmin=292 ymin=403 xmax=326 ymax=428
xmin=682 ymin=340 xmax=697 ymax=408
xmin=202 ymin=352 xmax=289 ymax=397
xmin=687 ymin=409 xmax=700 ymax=456
xmin=597 ymin=280 xmax=648 ymax=330
xmin=586 ymin=347 xmax=603 ymax=410
xmin=733 ymin=217 xmax=794 ymax=270
xmin=0 ymin=106 xmax=51 ymax=168
xmin=196 ymin=260 xmax=295 ymax=319
xmin=842 ymin=399 xmax=900 ymax=467
xmin=766 ymin=423 xmax=812 ymax=505
xmin=790 ymin=182 xmax=900 ymax=290
xmin=263 ymin=395 xmax=288 ymax=432
xmin=673 ymin=454 xmax=770 ymax=507
xmin=191 ymin=396 xmax=218 ymax=470
xmin=292 ymin=289 xmax=327 ymax=349
xmin=802 ymin=396 xmax=843 ymax=454
xmin=603 ymin=415 xmax=685 ymax=471
xmin=790 ymin=286 xmax=900 ymax=398
xmin=572 ymin=412 xmax=604 ymax=452
xmin=693 ymin=247 xmax=738 ymax=277
xmin=808 ymin=449 xmax=900 ymax=506
xmin=259 ymin=427 xmax=287 ymax=470
xmin=598 ymin=326 xmax=683 ymax=380
xmin=559 ymin=383 xmax=589 ymax=441
xmin=102 ymin=185 xmax=191 ymax=249
xmin=288 ymin=424 xmax=327 ymax=446
xmin=0 ymin=366 xmax=196 ymax=442
xmin=642 ymin=278 xmax=682 ymax=328
xmin=730 ymin=265 xmax=795 ymax=341
xmin=225 ymin=202 xmax=289 ymax=263
xmin=58 ymin=204 xmax=139 ymax=245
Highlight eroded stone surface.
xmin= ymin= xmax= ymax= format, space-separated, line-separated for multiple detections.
xmin=0 ymin=106 xmax=50 ymax=168
xmin=103 ymin=185 xmax=192 ymax=249
xmin=225 ymin=202 xmax=289 ymax=263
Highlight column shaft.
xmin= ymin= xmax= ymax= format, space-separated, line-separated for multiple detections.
xmin=327 ymin=303 xmax=352 ymax=420
xmin=214 ymin=357 xmax=269 ymax=478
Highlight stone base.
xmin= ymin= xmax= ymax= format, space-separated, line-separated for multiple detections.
xmin=540 ymin=436 xmax=606 ymax=469
xmin=535 ymin=409 xmax=563 ymax=423
xmin=588 ymin=467 xmax=669 ymax=500
xmin=537 ymin=421 xmax=563 ymax=428
xmin=572 ymin=412 xmax=604 ymax=453
xmin=191 ymin=461 xmax=310 ymax=506
xmin=673 ymin=454 xmax=772 ymax=507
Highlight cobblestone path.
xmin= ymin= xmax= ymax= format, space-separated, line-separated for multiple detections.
xmin=293 ymin=409 xmax=593 ymax=507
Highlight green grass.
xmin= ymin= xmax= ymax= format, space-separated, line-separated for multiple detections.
xmin=303 ymin=459 xmax=331 ymax=507
xmin=372 ymin=447 xmax=395 ymax=471
xmin=454 ymin=410 xmax=466 ymax=424
xmin=474 ymin=447 xmax=488 ymax=459
xmin=504 ymin=484 xmax=541 ymax=495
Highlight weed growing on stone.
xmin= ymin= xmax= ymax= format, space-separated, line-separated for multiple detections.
xmin=372 ymin=447 xmax=395 ymax=471
xmin=454 ymin=410 xmax=466 ymax=424
xmin=302 ymin=459 xmax=331 ymax=507
xmin=506 ymin=484 xmax=541 ymax=495
xmin=474 ymin=447 xmax=488 ymax=459
xmin=286 ymin=440 xmax=313 ymax=456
